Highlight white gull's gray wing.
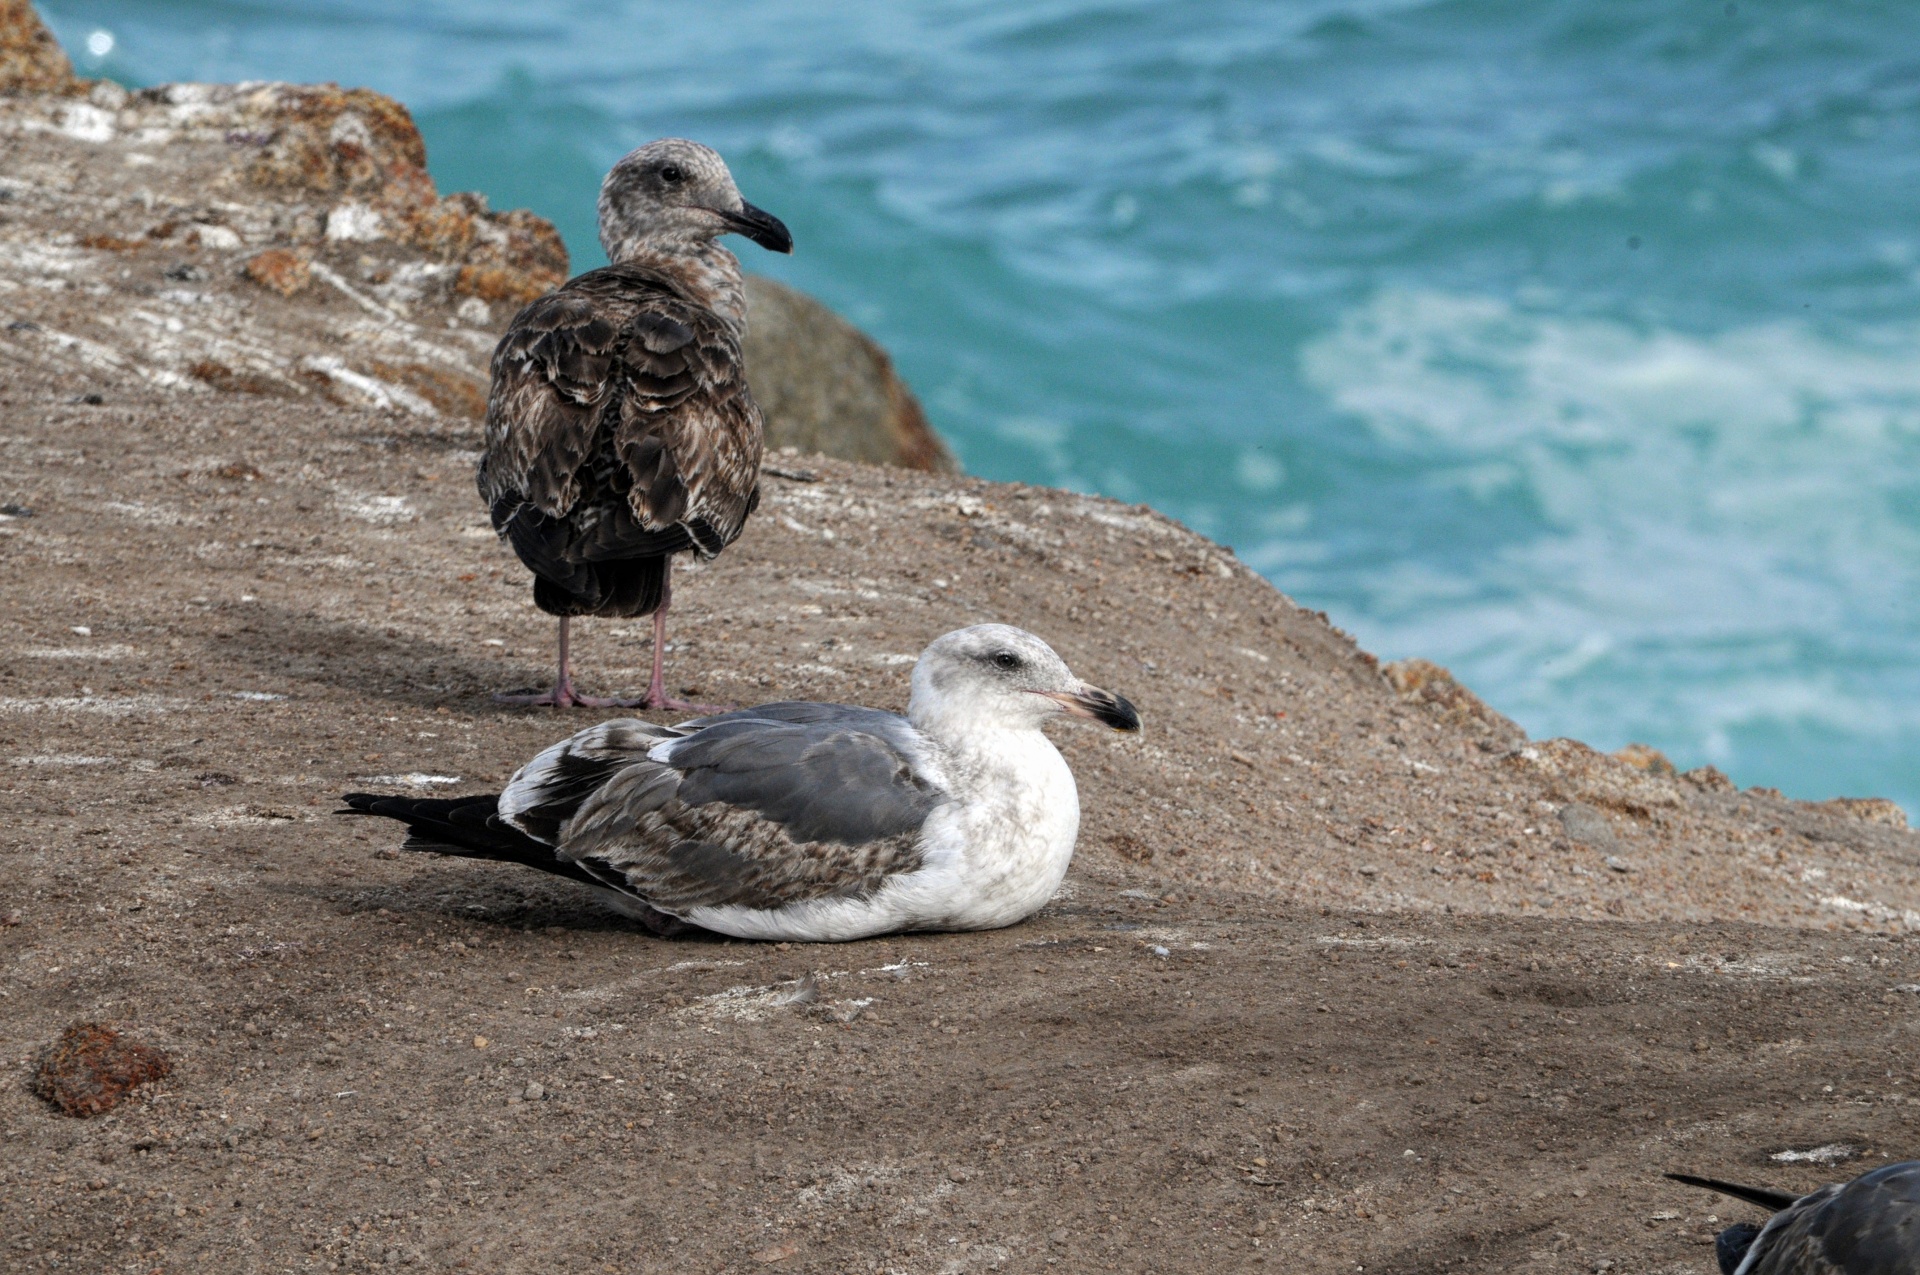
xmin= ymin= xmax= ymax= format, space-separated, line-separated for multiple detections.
xmin=497 ymin=710 xmax=948 ymax=915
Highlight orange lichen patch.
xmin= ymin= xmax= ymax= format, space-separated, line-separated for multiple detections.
xmin=1681 ymin=764 xmax=1736 ymax=793
xmin=1507 ymin=737 xmax=1683 ymax=814
xmin=1382 ymin=657 xmax=1524 ymax=741
xmin=400 ymin=192 xmax=481 ymax=260
xmin=79 ymin=232 xmax=145 ymax=252
xmin=490 ymin=207 xmax=569 ymax=280
xmin=244 ymin=83 xmax=429 ymax=196
xmin=369 ymin=360 xmax=487 ymax=419
xmin=455 ymin=263 xmax=557 ymax=306
xmin=1613 ymin=742 xmax=1677 ymax=776
xmin=224 ymin=80 xmax=569 ymax=297
xmin=1 ymin=0 xmax=77 ymax=94
xmin=370 ymin=162 xmax=441 ymax=227
xmin=1814 ymin=797 xmax=1910 ymax=829
xmin=449 ymin=206 xmax=569 ymax=303
xmin=292 ymin=366 xmax=347 ymax=403
xmin=31 ymin=1022 xmax=172 ymax=1117
xmin=116 ymin=78 xmax=570 ymax=298
xmin=187 ymin=359 xmax=288 ymax=396
xmin=243 ymin=248 xmax=312 ymax=297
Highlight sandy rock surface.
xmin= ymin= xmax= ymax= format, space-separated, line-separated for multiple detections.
xmin=4 ymin=302 xmax=1920 ymax=1274
xmin=5 ymin=9 xmax=1920 ymax=1272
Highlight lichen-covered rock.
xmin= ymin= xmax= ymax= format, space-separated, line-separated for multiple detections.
xmin=0 ymin=34 xmax=952 ymax=467
xmin=0 ymin=0 xmax=74 ymax=95
xmin=244 ymin=247 xmax=313 ymax=297
xmin=1813 ymin=797 xmax=1909 ymax=829
xmin=1680 ymin=764 xmax=1736 ymax=793
xmin=743 ymin=275 xmax=956 ymax=472
xmin=1508 ymin=737 xmax=1686 ymax=814
xmin=1613 ymin=742 xmax=1677 ymax=775
xmin=1382 ymin=657 xmax=1525 ymax=743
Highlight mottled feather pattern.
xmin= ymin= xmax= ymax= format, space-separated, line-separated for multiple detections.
xmin=577 ymin=798 xmax=926 ymax=914
xmin=499 ymin=718 xmax=680 ymax=844
xmin=492 ymin=711 xmax=945 ymax=913
xmin=1740 ymin=1162 xmax=1920 ymax=1275
xmin=477 ymin=259 xmax=765 ymax=617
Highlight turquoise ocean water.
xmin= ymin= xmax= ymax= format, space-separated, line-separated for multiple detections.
xmin=37 ymin=2 xmax=1920 ymax=811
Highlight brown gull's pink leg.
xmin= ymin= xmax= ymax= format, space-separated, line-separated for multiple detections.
xmin=492 ymin=616 xmax=643 ymax=709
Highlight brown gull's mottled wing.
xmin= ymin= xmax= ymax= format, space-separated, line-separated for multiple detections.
xmin=495 ymin=711 xmax=945 ymax=916
xmin=477 ymin=264 xmax=763 ymax=568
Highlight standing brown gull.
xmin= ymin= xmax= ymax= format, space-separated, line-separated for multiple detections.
xmin=341 ymin=625 xmax=1140 ymax=942
xmin=479 ymin=138 xmax=792 ymax=710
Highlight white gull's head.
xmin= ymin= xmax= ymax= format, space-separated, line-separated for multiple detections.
xmin=598 ymin=138 xmax=793 ymax=263
xmin=908 ymin=624 xmax=1140 ymax=739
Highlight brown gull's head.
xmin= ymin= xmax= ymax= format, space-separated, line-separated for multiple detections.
xmin=598 ymin=138 xmax=793 ymax=262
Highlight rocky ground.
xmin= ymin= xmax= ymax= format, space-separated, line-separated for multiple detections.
xmin=4 ymin=6 xmax=1920 ymax=1273
xmin=4 ymin=298 xmax=1920 ymax=1275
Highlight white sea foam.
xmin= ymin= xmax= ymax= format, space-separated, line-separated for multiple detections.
xmin=1290 ymin=290 xmax=1920 ymax=781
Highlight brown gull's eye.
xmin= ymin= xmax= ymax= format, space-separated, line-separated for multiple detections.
xmin=659 ymin=164 xmax=686 ymax=185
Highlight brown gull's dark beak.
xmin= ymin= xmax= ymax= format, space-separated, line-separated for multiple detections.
xmin=721 ymin=200 xmax=793 ymax=254
xmin=1034 ymin=684 xmax=1141 ymax=732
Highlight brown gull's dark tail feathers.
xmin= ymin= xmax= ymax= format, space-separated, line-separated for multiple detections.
xmin=529 ymin=553 xmax=667 ymax=619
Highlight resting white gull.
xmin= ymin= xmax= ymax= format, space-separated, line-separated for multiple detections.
xmin=478 ymin=138 xmax=792 ymax=710
xmin=1667 ymin=1163 xmax=1920 ymax=1274
xmin=342 ymin=625 xmax=1140 ymax=942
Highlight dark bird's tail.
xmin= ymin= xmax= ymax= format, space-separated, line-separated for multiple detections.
xmin=338 ymin=792 xmax=610 ymax=892
xmin=1665 ymin=1173 xmax=1801 ymax=1212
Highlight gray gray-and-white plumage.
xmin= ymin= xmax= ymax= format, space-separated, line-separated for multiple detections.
xmin=1668 ymin=1163 xmax=1920 ymax=1274
xmin=477 ymin=138 xmax=793 ymax=709
xmin=341 ymin=625 xmax=1140 ymax=942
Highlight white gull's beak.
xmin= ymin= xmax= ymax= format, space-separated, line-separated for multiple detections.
xmin=1031 ymin=684 xmax=1141 ymax=732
